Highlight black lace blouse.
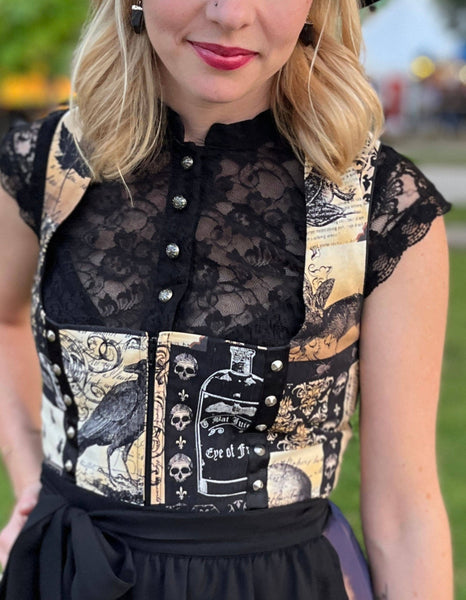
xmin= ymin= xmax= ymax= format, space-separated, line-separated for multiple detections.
xmin=0 ymin=110 xmax=450 ymax=345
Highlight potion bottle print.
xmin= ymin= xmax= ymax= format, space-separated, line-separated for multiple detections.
xmin=196 ymin=346 xmax=263 ymax=496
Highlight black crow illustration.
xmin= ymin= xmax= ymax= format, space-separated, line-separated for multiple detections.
xmin=77 ymin=359 xmax=147 ymax=482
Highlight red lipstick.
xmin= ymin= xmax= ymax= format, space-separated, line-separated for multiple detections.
xmin=189 ymin=42 xmax=257 ymax=71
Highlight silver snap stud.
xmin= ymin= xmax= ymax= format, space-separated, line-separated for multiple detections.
xmin=158 ymin=288 xmax=174 ymax=303
xmin=265 ymin=395 xmax=277 ymax=407
xmin=181 ymin=156 xmax=194 ymax=170
xmin=255 ymin=424 xmax=267 ymax=432
xmin=64 ymin=394 xmax=73 ymax=407
xmin=66 ymin=426 xmax=76 ymax=439
xmin=172 ymin=195 xmax=188 ymax=210
xmin=254 ymin=445 xmax=266 ymax=457
xmin=52 ymin=364 xmax=62 ymax=377
xmin=252 ymin=479 xmax=264 ymax=492
xmin=270 ymin=360 xmax=284 ymax=373
xmin=46 ymin=330 xmax=56 ymax=342
xmin=165 ymin=243 xmax=180 ymax=259
xmin=64 ymin=459 xmax=73 ymax=472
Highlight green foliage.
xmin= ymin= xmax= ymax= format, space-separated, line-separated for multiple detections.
xmin=0 ymin=0 xmax=89 ymax=77
xmin=443 ymin=0 xmax=466 ymax=9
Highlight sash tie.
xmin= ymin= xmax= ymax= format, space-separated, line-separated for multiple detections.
xmin=1 ymin=493 xmax=136 ymax=600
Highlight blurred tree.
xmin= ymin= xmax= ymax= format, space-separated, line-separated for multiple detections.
xmin=0 ymin=0 xmax=88 ymax=77
xmin=437 ymin=0 xmax=466 ymax=35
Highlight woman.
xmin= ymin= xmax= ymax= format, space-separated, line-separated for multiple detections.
xmin=0 ymin=0 xmax=453 ymax=598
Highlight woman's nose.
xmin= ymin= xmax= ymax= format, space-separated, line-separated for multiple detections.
xmin=205 ymin=0 xmax=256 ymax=31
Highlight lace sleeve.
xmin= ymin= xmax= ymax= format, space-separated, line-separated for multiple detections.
xmin=364 ymin=145 xmax=451 ymax=297
xmin=0 ymin=118 xmax=43 ymax=232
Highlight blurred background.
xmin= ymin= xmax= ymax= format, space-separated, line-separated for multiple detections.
xmin=0 ymin=0 xmax=465 ymax=596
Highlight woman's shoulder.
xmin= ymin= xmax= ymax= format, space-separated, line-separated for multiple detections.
xmin=0 ymin=109 xmax=66 ymax=234
xmin=364 ymin=143 xmax=451 ymax=296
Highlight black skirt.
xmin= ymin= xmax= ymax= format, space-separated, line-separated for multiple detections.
xmin=0 ymin=465 xmax=373 ymax=600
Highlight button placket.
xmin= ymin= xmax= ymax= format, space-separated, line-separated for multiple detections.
xmin=147 ymin=142 xmax=202 ymax=333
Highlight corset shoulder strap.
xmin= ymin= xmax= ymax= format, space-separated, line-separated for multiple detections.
xmin=42 ymin=109 xmax=91 ymax=234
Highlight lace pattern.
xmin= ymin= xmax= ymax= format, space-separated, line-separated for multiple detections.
xmin=0 ymin=112 xmax=451 ymax=345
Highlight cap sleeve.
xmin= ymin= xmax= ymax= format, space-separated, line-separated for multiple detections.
xmin=364 ymin=145 xmax=451 ymax=297
xmin=0 ymin=118 xmax=44 ymax=233
xmin=0 ymin=111 xmax=64 ymax=236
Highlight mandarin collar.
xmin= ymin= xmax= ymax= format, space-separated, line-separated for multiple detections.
xmin=166 ymin=106 xmax=285 ymax=151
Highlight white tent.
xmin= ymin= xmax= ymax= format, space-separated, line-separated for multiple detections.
xmin=362 ymin=0 xmax=462 ymax=77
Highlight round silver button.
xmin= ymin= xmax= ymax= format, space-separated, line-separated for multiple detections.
xmin=46 ymin=330 xmax=56 ymax=342
xmin=172 ymin=195 xmax=188 ymax=210
xmin=270 ymin=360 xmax=284 ymax=373
xmin=254 ymin=445 xmax=266 ymax=457
xmin=66 ymin=426 xmax=76 ymax=439
xmin=64 ymin=460 xmax=73 ymax=473
xmin=181 ymin=156 xmax=194 ymax=170
xmin=252 ymin=479 xmax=264 ymax=492
xmin=265 ymin=395 xmax=278 ymax=407
xmin=166 ymin=243 xmax=180 ymax=259
xmin=255 ymin=424 xmax=267 ymax=432
xmin=64 ymin=394 xmax=73 ymax=407
xmin=52 ymin=364 xmax=62 ymax=377
xmin=158 ymin=288 xmax=174 ymax=303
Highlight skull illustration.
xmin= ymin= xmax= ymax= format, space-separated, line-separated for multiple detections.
xmin=324 ymin=453 xmax=339 ymax=480
xmin=170 ymin=404 xmax=193 ymax=431
xmin=174 ymin=353 xmax=198 ymax=381
xmin=332 ymin=372 xmax=348 ymax=396
xmin=168 ymin=453 xmax=193 ymax=483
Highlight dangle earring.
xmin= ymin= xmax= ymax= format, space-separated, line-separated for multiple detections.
xmin=131 ymin=0 xmax=144 ymax=34
xmin=299 ymin=21 xmax=313 ymax=46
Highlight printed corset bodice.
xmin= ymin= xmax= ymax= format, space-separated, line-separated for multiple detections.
xmin=33 ymin=112 xmax=378 ymax=512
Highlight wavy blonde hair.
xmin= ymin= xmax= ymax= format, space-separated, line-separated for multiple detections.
xmin=71 ymin=0 xmax=383 ymax=183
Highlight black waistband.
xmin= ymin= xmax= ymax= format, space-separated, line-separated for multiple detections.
xmin=0 ymin=465 xmax=332 ymax=600
xmin=41 ymin=464 xmax=330 ymax=555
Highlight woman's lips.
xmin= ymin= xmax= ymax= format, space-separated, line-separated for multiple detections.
xmin=189 ymin=42 xmax=257 ymax=71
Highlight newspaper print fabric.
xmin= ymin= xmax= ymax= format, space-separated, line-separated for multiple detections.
xmin=35 ymin=112 xmax=378 ymax=509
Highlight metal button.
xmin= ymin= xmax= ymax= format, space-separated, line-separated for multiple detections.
xmin=265 ymin=395 xmax=277 ymax=407
xmin=172 ymin=195 xmax=188 ymax=210
xmin=181 ymin=156 xmax=194 ymax=170
xmin=252 ymin=479 xmax=264 ymax=492
xmin=52 ymin=364 xmax=62 ymax=377
xmin=46 ymin=330 xmax=56 ymax=342
xmin=158 ymin=288 xmax=173 ymax=303
xmin=66 ymin=426 xmax=76 ymax=439
xmin=255 ymin=424 xmax=267 ymax=432
xmin=165 ymin=243 xmax=180 ymax=259
xmin=64 ymin=394 xmax=73 ymax=407
xmin=270 ymin=360 xmax=284 ymax=373
xmin=254 ymin=445 xmax=266 ymax=457
xmin=64 ymin=460 xmax=73 ymax=473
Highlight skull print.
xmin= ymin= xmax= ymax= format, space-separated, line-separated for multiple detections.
xmin=324 ymin=453 xmax=339 ymax=480
xmin=174 ymin=353 xmax=198 ymax=381
xmin=168 ymin=453 xmax=193 ymax=483
xmin=170 ymin=404 xmax=193 ymax=431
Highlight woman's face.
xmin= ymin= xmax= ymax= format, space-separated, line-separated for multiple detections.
xmin=143 ymin=0 xmax=312 ymax=122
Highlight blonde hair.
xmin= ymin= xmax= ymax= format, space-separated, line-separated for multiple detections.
xmin=71 ymin=0 xmax=383 ymax=183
